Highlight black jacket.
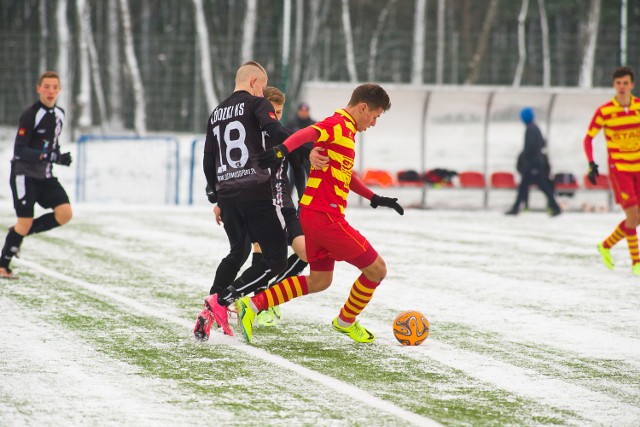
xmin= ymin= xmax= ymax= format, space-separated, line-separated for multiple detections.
xmin=517 ymin=122 xmax=550 ymax=176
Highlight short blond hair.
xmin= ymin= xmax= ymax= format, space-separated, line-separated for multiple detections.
xmin=235 ymin=61 xmax=268 ymax=84
xmin=263 ymin=86 xmax=285 ymax=105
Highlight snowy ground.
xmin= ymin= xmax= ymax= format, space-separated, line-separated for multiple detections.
xmin=0 ymin=203 xmax=639 ymax=426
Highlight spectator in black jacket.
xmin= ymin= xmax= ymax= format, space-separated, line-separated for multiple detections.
xmin=506 ymin=107 xmax=561 ymax=216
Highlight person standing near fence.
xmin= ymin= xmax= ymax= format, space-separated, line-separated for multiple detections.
xmin=0 ymin=71 xmax=73 ymax=279
xmin=584 ymin=66 xmax=640 ymax=276
xmin=235 ymin=83 xmax=405 ymax=344
xmin=505 ymin=107 xmax=561 ymax=217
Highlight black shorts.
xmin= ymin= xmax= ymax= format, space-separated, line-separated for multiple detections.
xmin=282 ymin=206 xmax=303 ymax=245
xmin=10 ymin=173 xmax=70 ymax=218
xmin=218 ymin=198 xmax=288 ymax=270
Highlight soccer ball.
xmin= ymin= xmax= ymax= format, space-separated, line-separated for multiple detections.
xmin=392 ymin=310 xmax=430 ymax=346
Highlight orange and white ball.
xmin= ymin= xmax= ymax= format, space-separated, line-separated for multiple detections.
xmin=392 ymin=310 xmax=430 ymax=346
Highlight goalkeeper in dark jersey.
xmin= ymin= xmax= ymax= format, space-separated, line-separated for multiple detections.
xmin=0 ymin=71 xmax=73 ymax=279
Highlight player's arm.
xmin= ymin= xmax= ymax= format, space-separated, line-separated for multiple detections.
xmin=583 ymin=109 xmax=602 ymax=184
xmin=258 ymin=126 xmax=320 ymax=169
xmin=350 ymin=173 xmax=404 ymax=215
xmin=263 ymin=122 xmax=292 ymax=148
xmin=12 ymin=110 xmax=42 ymax=162
xmin=203 ymin=120 xmax=218 ymax=203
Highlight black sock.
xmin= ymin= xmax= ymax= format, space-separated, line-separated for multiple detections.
xmin=27 ymin=213 xmax=60 ymax=235
xmin=0 ymin=228 xmax=24 ymax=268
xmin=219 ymin=263 xmax=275 ymax=305
xmin=272 ymin=254 xmax=308 ymax=284
xmin=209 ymin=258 xmax=241 ymax=295
xmin=251 ymin=252 xmax=263 ymax=266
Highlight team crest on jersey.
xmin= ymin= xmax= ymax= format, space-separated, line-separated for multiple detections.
xmin=342 ymin=158 xmax=354 ymax=171
xmin=269 ymin=112 xmax=277 ymax=120
xmin=18 ymin=128 xmax=25 ymax=136
xmin=622 ymin=192 xmax=630 ymax=200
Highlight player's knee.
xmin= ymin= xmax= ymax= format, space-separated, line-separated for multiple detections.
xmin=307 ymin=274 xmax=332 ymax=293
xmin=14 ymin=219 xmax=33 ymax=236
xmin=363 ymin=257 xmax=387 ymax=283
xmin=54 ymin=204 xmax=72 ymax=225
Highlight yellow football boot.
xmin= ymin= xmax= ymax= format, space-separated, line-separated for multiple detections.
xmin=597 ymin=243 xmax=614 ymax=270
xmin=332 ymin=317 xmax=375 ymax=343
xmin=235 ymin=296 xmax=256 ymax=343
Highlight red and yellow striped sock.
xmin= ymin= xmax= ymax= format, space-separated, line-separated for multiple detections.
xmin=603 ymin=221 xmax=627 ymax=249
xmin=338 ymin=274 xmax=380 ymax=325
xmin=251 ymin=276 xmax=308 ymax=312
xmin=621 ymin=224 xmax=640 ymax=265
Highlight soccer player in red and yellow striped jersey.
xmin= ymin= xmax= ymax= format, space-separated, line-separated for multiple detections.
xmin=584 ymin=66 xmax=640 ymax=275
xmin=235 ymin=84 xmax=405 ymax=343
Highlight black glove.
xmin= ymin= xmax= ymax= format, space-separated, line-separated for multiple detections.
xmin=42 ymin=151 xmax=72 ymax=166
xmin=205 ymin=184 xmax=218 ymax=204
xmin=258 ymin=144 xmax=289 ymax=169
xmin=370 ymin=194 xmax=404 ymax=215
xmin=55 ymin=152 xmax=72 ymax=166
xmin=587 ymin=161 xmax=599 ymax=185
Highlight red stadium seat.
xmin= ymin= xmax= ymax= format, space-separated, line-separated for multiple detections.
xmin=490 ymin=171 xmax=517 ymax=189
xmin=554 ymin=172 xmax=579 ymax=193
xmin=362 ymin=169 xmax=395 ymax=187
xmin=458 ymin=171 xmax=486 ymax=188
xmin=583 ymin=174 xmax=610 ymax=190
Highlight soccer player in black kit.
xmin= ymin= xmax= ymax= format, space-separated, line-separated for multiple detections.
xmin=194 ymin=61 xmax=292 ymax=340
xmin=0 ymin=71 xmax=73 ymax=279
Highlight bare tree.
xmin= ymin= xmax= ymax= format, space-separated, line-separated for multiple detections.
xmin=83 ymin=2 xmax=108 ymax=127
xmin=620 ymin=0 xmax=628 ymax=65
xmin=465 ymin=0 xmax=500 ymax=85
xmin=192 ymin=0 xmax=218 ymax=110
xmin=119 ymin=0 xmax=146 ymax=134
xmin=512 ymin=0 xmax=529 ymax=87
xmin=39 ymin=0 xmax=48 ymax=73
xmin=107 ymin=0 xmax=124 ymax=128
xmin=435 ymin=0 xmax=445 ymax=84
xmin=289 ymin=0 xmax=328 ymax=112
xmin=241 ymin=0 xmax=258 ymax=62
xmin=578 ymin=0 xmax=601 ymax=88
xmin=368 ymin=0 xmax=397 ymax=81
xmin=289 ymin=0 xmax=305 ymax=96
xmin=340 ymin=0 xmax=358 ymax=82
xmin=76 ymin=0 xmax=92 ymax=129
xmin=537 ymin=0 xmax=550 ymax=87
xmin=56 ymin=0 xmax=71 ymax=139
xmin=411 ymin=0 xmax=427 ymax=85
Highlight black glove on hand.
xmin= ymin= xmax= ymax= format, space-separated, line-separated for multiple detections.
xmin=55 ymin=152 xmax=72 ymax=166
xmin=587 ymin=161 xmax=599 ymax=185
xmin=258 ymin=144 xmax=289 ymax=169
xmin=370 ymin=194 xmax=404 ymax=215
xmin=205 ymin=184 xmax=218 ymax=204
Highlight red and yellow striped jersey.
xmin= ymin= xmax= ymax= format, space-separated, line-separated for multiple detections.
xmin=584 ymin=96 xmax=640 ymax=172
xmin=299 ymin=109 xmax=357 ymax=216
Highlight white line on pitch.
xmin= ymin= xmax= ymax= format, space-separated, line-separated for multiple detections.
xmin=19 ymin=259 xmax=442 ymax=427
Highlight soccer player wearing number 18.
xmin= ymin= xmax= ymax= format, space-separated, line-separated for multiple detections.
xmin=235 ymin=83 xmax=405 ymax=344
xmin=584 ymin=66 xmax=640 ymax=276
xmin=194 ymin=61 xmax=291 ymax=340
xmin=0 ymin=71 xmax=73 ymax=279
